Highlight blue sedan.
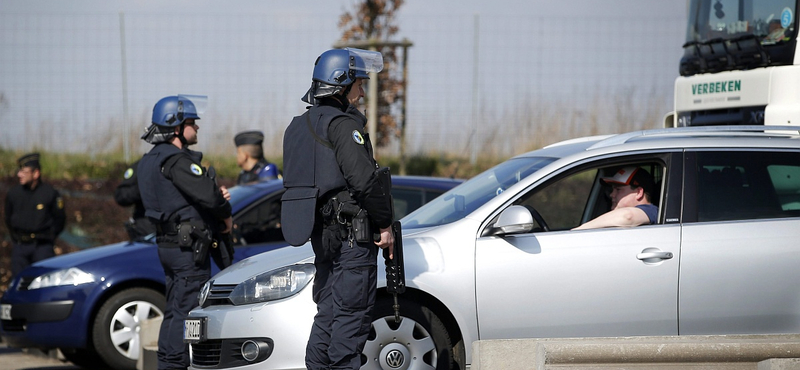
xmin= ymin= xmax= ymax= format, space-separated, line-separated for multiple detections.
xmin=0 ymin=175 xmax=462 ymax=370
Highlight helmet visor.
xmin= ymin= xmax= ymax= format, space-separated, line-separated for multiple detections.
xmin=345 ymin=48 xmax=384 ymax=74
xmin=177 ymin=94 xmax=208 ymax=118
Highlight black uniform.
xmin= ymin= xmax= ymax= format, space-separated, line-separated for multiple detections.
xmin=282 ymin=97 xmax=393 ymax=370
xmin=138 ymin=143 xmax=231 ymax=370
xmin=4 ymin=181 xmax=66 ymax=276
xmin=113 ymin=160 xmax=156 ymax=241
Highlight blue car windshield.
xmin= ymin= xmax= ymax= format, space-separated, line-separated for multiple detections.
xmin=401 ymin=157 xmax=556 ymax=229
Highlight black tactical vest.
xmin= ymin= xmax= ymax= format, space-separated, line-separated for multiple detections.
xmin=139 ymin=143 xmax=202 ymax=225
xmin=281 ymin=105 xmax=349 ymax=245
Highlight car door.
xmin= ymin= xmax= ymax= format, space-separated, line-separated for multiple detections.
xmin=475 ymin=155 xmax=682 ymax=339
xmin=679 ymin=149 xmax=800 ymax=334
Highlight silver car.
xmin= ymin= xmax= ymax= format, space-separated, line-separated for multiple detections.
xmin=187 ymin=126 xmax=800 ymax=370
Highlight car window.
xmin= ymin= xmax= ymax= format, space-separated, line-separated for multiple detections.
xmin=233 ymin=193 xmax=283 ymax=245
xmin=513 ymin=161 xmax=665 ymax=231
xmin=391 ymin=187 xmax=447 ymax=220
xmin=392 ymin=188 xmax=424 ymax=220
xmin=515 ymin=169 xmax=598 ymax=230
xmin=695 ymin=151 xmax=800 ymax=221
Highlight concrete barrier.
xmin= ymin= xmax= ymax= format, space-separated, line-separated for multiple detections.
xmin=471 ymin=334 xmax=800 ymax=370
xmin=137 ymin=317 xmax=162 ymax=370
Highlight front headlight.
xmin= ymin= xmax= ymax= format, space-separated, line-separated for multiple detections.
xmin=27 ymin=267 xmax=96 ymax=290
xmin=229 ymin=263 xmax=315 ymax=305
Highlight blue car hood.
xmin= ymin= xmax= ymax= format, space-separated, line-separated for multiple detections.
xmin=32 ymin=240 xmax=155 ymax=270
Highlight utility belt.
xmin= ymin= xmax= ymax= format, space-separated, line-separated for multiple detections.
xmin=156 ymin=219 xmax=216 ymax=265
xmin=12 ymin=231 xmax=52 ymax=244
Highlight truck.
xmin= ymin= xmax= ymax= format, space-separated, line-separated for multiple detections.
xmin=667 ymin=0 xmax=800 ymax=127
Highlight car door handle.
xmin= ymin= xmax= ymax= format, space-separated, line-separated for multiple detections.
xmin=637 ymin=251 xmax=674 ymax=260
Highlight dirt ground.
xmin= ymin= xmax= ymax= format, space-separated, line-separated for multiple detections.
xmin=0 ymin=343 xmax=83 ymax=370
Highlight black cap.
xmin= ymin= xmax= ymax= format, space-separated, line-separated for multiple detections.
xmin=18 ymin=153 xmax=40 ymax=170
xmin=234 ymin=131 xmax=264 ymax=146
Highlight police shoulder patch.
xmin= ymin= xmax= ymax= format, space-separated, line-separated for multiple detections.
xmin=352 ymin=130 xmax=365 ymax=145
xmin=190 ymin=163 xmax=203 ymax=176
xmin=123 ymin=168 xmax=134 ymax=179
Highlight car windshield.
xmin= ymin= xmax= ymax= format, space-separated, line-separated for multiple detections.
xmin=686 ymin=0 xmax=796 ymax=45
xmin=402 ymin=157 xmax=556 ymax=229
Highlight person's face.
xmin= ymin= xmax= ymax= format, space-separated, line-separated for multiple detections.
xmin=235 ymin=146 xmax=247 ymax=169
xmin=181 ymin=119 xmax=199 ymax=145
xmin=609 ymin=184 xmax=641 ymax=209
xmin=17 ymin=166 xmax=39 ymax=186
xmin=347 ymin=78 xmax=366 ymax=106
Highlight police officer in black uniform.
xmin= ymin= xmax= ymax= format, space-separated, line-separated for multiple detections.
xmin=4 ymin=153 xmax=66 ymax=276
xmin=138 ymin=95 xmax=232 ymax=370
xmin=233 ymin=130 xmax=280 ymax=185
xmin=113 ymin=159 xmax=156 ymax=241
xmin=282 ymin=48 xmax=395 ymax=370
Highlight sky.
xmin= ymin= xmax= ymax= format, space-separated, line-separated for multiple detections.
xmin=0 ymin=0 xmax=688 ymax=159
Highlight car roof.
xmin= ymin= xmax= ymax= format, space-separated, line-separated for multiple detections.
xmin=516 ymin=125 xmax=800 ymax=162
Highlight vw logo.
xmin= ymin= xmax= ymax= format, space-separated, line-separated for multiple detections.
xmin=198 ymin=280 xmax=211 ymax=306
xmin=385 ymin=349 xmax=405 ymax=368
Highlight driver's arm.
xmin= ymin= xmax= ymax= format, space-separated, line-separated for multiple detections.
xmin=572 ymin=207 xmax=650 ymax=230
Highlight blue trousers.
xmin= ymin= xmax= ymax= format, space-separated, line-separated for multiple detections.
xmin=306 ymin=234 xmax=378 ymax=370
xmin=156 ymin=245 xmax=210 ymax=370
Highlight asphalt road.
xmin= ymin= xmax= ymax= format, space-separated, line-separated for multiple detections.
xmin=0 ymin=343 xmax=81 ymax=370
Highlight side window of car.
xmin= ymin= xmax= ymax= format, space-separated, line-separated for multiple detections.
xmin=390 ymin=187 xmax=448 ymax=220
xmin=695 ymin=151 xmax=800 ymax=221
xmin=232 ymin=195 xmax=283 ymax=245
xmin=391 ymin=187 xmax=424 ymax=220
xmin=515 ymin=168 xmax=598 ymax=231
xmin=512 ymin=161 xmax=666 ymax=231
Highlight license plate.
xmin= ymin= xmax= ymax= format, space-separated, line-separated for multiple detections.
xmin=1 ymin=304 xmax=11 ymax=321
xmin=183 ymin=317 xmax=206 ymax=343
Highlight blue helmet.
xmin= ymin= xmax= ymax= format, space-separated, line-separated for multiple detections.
xmin=151 ymin=95 xmax=201 ymax=128
xmin=312 ymin=49 xmax=370 ymax=87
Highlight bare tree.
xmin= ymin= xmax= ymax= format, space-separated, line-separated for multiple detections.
xmin=338 ymin=0 xmax=405 ymax=148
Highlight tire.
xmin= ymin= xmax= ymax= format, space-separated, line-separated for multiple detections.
xmin=60 ymin=347 xmax=109 ymax=369
xmin=91 ymin=288 xmax=165 ymax=370
xmin=362 ymin=297 xmax=456 ymax=370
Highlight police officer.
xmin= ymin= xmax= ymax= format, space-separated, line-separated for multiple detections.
xmin=281 ymin=48 xmax=395 ymax=370
xmin=138 ymin=95 xmax=232 ymax=370
xmin=233 ymin=130 xmax=280 ymax=185
xmin=4 ymin=153 xmax=66 ymax=276
xmin=113 ymin=159 xmax=156 ymax=241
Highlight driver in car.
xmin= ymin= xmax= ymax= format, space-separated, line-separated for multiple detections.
xmin=574 ymin=166 xmax=657 ymax=230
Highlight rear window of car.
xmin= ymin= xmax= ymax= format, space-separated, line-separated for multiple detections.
xmin=695 ymin=151 xmax=800 ymax=221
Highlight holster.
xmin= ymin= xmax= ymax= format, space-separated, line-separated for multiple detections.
xmin=177 ymin=220 xmax=214 ymax=265
xmin=210 ymin=232 xmax=235 ymax=270
xmin=322 ymin=190 xmax=379 ymax=245
xmin=352 ymin=210 xmax=373 ymax=243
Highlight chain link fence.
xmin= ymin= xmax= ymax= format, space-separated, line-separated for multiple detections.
xmin=0 ymin=9 xmax=684 ymax=160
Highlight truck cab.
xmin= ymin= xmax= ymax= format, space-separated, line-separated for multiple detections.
xmin=668 ymin=0 xmax=800 ymax=128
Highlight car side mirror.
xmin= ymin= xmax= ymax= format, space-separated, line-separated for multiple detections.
xmin=493 ymin=205 xmax=534 ymax=236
